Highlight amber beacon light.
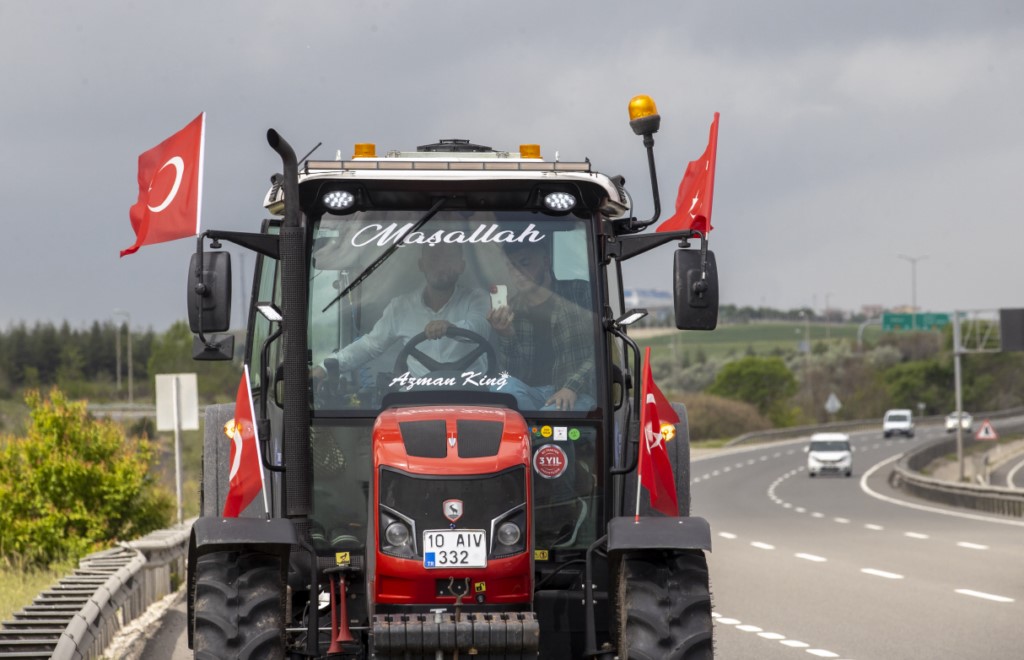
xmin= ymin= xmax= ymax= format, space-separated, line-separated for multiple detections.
xmin=628 ymin=95 xmax=661 ymax=136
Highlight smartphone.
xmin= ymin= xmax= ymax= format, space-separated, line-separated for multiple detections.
xmin=489 ymin=284 xmax=508 ymax=309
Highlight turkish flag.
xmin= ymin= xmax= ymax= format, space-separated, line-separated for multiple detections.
xmin=657 ymin=112 xmax=719 ymax=235
xmin=223 ymin=365 xmax=266 ymax=517
xmin=121 ymin=112 xmax=205 ymax=257
xmin=638 ymin=347 xmax=680 ymax=516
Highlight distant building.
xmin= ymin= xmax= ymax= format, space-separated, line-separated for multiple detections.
xmin=622 ymin=288 xmax=673 ymax=325
xmin=623 ymin=288 xmax=672 ymax=310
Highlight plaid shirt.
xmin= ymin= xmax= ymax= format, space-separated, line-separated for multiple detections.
xmin=497 ymin=279 xmax=595 ymax=396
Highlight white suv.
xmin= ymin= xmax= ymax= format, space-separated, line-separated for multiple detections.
xmin=882 ymin=409 xmax=915 ymax=438
xmin=806 ymin=433 xmax=853 ymax=478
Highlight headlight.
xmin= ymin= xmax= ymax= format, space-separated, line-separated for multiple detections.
xmin=380 ymin=507 xmax=417 ymax=558
xmin=385 ymin=521 xmax=411 ymax=547
xmin=496 ymin=522 xmax=521 ymax=547
xmin=322 ymin=189 xmax=356 ymax=213
xmin=543 ymin=191 xmax=576 ymax=212
xmin=490 ymin=504 xmax=527 ymax=558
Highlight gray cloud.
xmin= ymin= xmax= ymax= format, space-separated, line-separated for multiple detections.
xmin=2 ymin=0 xmax=1022 ymax=330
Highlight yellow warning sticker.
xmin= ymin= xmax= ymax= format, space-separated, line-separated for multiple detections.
xmin=534 ymin=549 xmax=549 ymax=561
xmin=336 ymin=552 xmax=351 ymax=565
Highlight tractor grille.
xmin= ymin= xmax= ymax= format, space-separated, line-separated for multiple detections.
xmin=379 ymin=467 xmax=525 ymax=534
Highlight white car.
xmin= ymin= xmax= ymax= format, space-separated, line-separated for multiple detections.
xmin=806 ymin=433 xmax=853 ymax=478
xmin=882 ymin=409 xmax=914 ymax=438
xmin=945 ymin=411 xmax=973 ymax=433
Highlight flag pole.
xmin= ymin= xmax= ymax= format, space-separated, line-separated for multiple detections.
xmin=242 ymin=364 xmax=271 ymax=518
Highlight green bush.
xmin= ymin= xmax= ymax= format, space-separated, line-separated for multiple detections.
xmin=0 ymin=388 xmax=174 ymax=567
xmin=674 ymin=391 xmax=772 ymax=442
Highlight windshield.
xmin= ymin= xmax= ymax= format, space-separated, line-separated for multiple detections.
xmin=309 ymin=210 xmax=599 ymax=414
xmin=810 ymin=441 xmax=850 ymax=452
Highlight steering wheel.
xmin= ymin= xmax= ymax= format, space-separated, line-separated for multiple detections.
xmin=393 ymin=326 xmax=497 ymax=376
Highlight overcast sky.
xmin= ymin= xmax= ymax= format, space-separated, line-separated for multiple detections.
xmin=2 ymin=1 xmax=1022 ymax=332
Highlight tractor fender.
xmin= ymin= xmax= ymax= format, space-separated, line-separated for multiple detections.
xmin=187 ymin=516 xmax=297 ymax=648
xmin=606 ymin=515 xmax=712 ymax=553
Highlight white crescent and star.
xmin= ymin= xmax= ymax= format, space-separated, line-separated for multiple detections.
xmin=228 ymin=430 xmax=243 ymax=481
xmin=147 ymin=156 xmax=184 ymax=213
xmin=644 ymin=393 xmax=665 ymax=451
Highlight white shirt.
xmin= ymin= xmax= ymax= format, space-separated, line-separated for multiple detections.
xmin=332 ymin=283 xmax=491 ymax=376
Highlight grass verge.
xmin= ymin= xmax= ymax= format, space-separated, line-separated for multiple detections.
xmin=0 ymin=559 xmax=75 ymax=622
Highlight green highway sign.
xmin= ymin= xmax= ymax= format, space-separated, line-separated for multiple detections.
xmin=882 ymin=312 xmax=951 ymax=332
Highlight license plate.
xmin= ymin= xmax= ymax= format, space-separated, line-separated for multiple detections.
xmin=422 ymin=530 xmax=487 ymax=569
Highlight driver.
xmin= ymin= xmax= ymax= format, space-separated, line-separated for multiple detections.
xmin=313 ymin=242 xmax=490 ymax=379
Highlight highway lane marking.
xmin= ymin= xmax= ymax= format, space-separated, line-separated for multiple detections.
xmin=860 ymin=453 xmax=1024 ymax=528
xmin=864 ymin=524 xmax=884 ymax=531
xmin=795 ymin=553 xmax=827 ymax=562
xmin=718 ymin=531 xmax=738 ymax=539
xmin=956 ymin=541 xmax=988 ymax=550
xmin=904 ymin=532 xmax=929 ymax=539
xmin=712 ymin=613 xmax=851 ymax=659
xmin=751 ymin=541 xmax=776 ymax=550
xmin=833 ymin=517 xmax=850 ymax=524
xmin=1006 ymin=456 xmax=1024 ymax=487
xmin=954 ymin=589 xmax=1014 ymax=603
xmin=861 ymin=568 xmax=904 ymax=579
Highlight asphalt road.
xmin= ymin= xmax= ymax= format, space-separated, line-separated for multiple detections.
xmin=696 ymin=427 xmax=1022 ymax=659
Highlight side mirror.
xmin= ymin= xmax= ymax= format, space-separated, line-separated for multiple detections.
xmin=674 ymin=249 xmax=718 ymax=330
xmin=187 ymin=251 xmax=232 ymax=333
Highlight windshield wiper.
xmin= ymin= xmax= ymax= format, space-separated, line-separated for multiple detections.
xmin=321 ymin=198 xmax=447 ymax=313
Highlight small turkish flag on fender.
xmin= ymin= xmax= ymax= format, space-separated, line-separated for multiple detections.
xmin=121 ymin=112 xmax=205 ymax=257
xmin=638 ymin=347 xmax=680 ymax=516
xmin=223 ymin=365 xmax=267 ymax=517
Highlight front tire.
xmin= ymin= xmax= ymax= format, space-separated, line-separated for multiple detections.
xmin=617 ymin=550 xmax=713 ymax=659
xmin=193 ymin=550 xmax=286 ymax=660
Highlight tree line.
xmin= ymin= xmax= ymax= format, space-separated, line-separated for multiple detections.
xmin=0 ymin=320 xmax=239 ymax=406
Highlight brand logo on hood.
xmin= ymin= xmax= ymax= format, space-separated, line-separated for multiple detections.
xmin=443 ymin=499 xmax=464 ymax=523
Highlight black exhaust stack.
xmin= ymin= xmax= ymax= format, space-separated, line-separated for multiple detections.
xmin=267 ymin=130 xmax=312 ymax=520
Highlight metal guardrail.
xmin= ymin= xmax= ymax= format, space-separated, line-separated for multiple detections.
xmin=0 ymin=524 xmax=190 ymax=659
xmin=892 ymin=433 xmax=1024 ymax=518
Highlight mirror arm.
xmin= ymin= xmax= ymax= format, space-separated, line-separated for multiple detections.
xmin=607 ymin=229 xmax=696 ymax=262
xmin=204 ymin=229 xmax=280 ymax=260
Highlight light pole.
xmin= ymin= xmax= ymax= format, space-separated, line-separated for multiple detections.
xmin=114 ymin=309 xmax=133 ymax=404
xmin=897 ymin=254 xmax=928 ymax=330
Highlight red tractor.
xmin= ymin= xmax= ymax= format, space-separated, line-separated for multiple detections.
xmin=185 ymin=96 xmax=719 ymax=658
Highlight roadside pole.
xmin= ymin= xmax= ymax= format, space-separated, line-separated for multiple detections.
xmin=953 ymin=313 xmax=965 ymax=482
xmin=156 ymin=373 xmax=199 ymax=526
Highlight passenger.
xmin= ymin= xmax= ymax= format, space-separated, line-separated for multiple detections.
xmin=486 ymin=240 xmax=595 ymax=412
xmin=312 ymin=242 xmax=490 ymax=380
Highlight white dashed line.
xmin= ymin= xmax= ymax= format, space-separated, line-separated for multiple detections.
xmin=758 ymin=632 xmax=786 ymax=640
xmin=833 ymin=517 xmax=850 ymax=524
xmin=956 ymin=541 xmax=988 ymax=550
xmin=864 ymin=523 xmax=884 ymax=531
xmin=955 ymin=589 xmax=1014 ymax=603
xmin=861 ymin=568 xmax=904 ymax=580
xmin=904 ymin=532 xmax=929 ymax=540
xmin=718 ymin=531 xmax=738 ymax=539
xmin=795 ymin=553 xmax=827 ymax=562
xmin=751 ymin=541 xmax=775 ymax=550
xmin=715 ymin=614 xmax=846 ymax=658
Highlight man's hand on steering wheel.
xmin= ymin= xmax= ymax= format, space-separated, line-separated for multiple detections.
xmin=424 ymin=320 xmax=452 ymax=339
